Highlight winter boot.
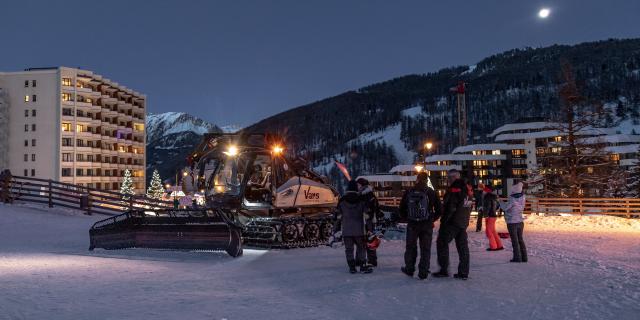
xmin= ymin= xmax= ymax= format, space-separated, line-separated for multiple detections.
xmin=347 ymin=260 xmax=357 ymax=274
xmin=418 ymin=270 xmax=429 ymax=280
xmin=432 ymin=270 xmax=449 ymax=278
xmin=360 ymin=264 xmax=373 ymax=274
xmin=453 ymin=273 xmax=468 ymax=280
xmin=401 ymin=266 xmax=414 ymax=277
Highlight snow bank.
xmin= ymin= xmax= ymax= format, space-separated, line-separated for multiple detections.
xmin=523 ymin=214 xmax=640 ymax=233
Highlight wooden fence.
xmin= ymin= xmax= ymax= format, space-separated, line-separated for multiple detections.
xmin=1 ymin=175 xmax=173 ymax=216
xmin=378 ymin=196 xmax=640 ymax=218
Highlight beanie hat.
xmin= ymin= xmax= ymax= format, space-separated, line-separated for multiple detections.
xmin=416 ymin=172 xmax=429 ymax=183
xmin=511 ymin=182 xmax=523 ymax=195
xmin=356 ymin=177 xmax=369 ymax=186
xmin=346 ymin=180 xmax=358 ymax=192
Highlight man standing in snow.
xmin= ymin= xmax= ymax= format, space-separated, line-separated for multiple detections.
xmin=356 ymin=178 xmax=383 ymax=267
xmin=399 ymin=172 xmax=442 ymax=280
xmin=336 ymin=180 xmax=373 ymax=274
xmin=434 ymin=169 xmax=472 ymax=280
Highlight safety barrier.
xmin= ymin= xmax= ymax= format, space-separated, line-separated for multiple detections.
xmin=0 ymin=175 xmax=172 ymax=216
xmin=378 ymin=196 xmax=640 ymax=218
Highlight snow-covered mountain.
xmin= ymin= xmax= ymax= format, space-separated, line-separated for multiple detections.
xmin=220 ymin=124 xmax=243 ymax=133
xmin=146 ymin=112 xmax=221 ymax=183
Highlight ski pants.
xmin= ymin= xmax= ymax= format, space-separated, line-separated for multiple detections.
xmin=404 ymin=221 xmax=433 ymax=273
xmin=344 ymin=236 xmax=366 ymax=266
xmin=436 ymin=224 xmax=470 ymax=276
xmin=507 ymin=222 xmax=528 ymax=262
xmin=475 ymin=210 xmax=483 ymax=231
xmin=485 ymin=217 xmax=503 ymax=249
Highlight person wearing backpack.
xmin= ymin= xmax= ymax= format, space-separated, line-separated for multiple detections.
xmin=356 ymin=177 xmax=383 ymax=267
xmin=434 ymin=169 xmax=472 ymax=280
xmin=336 ymin=180 xmax=373 ymax=274
xmin=482 ymin=185 xmax=503 ymax=251
xmin=399 ymin=172 xmax=442 ymax=280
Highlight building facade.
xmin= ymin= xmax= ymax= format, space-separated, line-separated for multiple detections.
xmin=0 ymin=67 xmax=146 ymax=193
xmin=425 ymin=121 xmax=640 ymax=196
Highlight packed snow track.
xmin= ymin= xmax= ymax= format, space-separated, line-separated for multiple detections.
xmin=1 ymin=203 xmax=639 ymax=320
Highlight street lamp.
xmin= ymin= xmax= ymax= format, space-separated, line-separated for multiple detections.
xmin=424 ymin=142 xmax=433 ymax=151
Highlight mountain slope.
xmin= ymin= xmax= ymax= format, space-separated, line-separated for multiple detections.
xmin=244 ymin=38 xmax=640 ymax=190
xmin=146 ymin=112 xmax=221 ymax=183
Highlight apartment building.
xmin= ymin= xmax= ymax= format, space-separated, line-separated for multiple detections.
xmin=425 ymin=120 xmax=640 ymax=196
xmin=0 ymin=67 xmax=146 ymax=193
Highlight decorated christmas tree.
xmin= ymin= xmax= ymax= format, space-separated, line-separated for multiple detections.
xmin=120 ymin=169 xmax=135 ymax=200
xmin=146 ymin=169 xmax=165 ymax=200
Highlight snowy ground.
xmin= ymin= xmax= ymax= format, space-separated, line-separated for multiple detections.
xmin=1 ymin=203 xmax=639 ymax=320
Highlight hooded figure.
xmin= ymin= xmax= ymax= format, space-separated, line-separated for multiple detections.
xmin=501 ymin=182 xmax=528 ymax=262
xmin=356 ymin=177 xmax=382 ymax=267
xmin=336 ymin=180 xmax=372 ymax=274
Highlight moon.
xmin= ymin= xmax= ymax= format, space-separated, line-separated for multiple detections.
xmin=538 ymin=8 xmax=551 ymax=19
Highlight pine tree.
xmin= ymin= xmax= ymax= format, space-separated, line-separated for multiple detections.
xmin=626 ymin=148 xmax=640 ymax=198
xmin=531 ymin=62 xmax=617 ymax=197
xmin=146 ymin=169 xmax=165 ymax=200
xmin=120 ymin=169 xmax=135 ymax=200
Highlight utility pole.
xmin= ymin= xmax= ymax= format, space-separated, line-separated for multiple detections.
xmin=450 ymin=81 xmax=467 ymax=146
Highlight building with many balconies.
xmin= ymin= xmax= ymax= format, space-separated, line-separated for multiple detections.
xmin=0 ymin=67 xmax=146 ymax=193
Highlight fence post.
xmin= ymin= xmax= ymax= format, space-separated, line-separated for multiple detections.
xmin=578 ymin=198 xmax=583 ymax=216
xmin=129 ymin=195 xmax=134 ymax=211
xmin=86 ymin=191 xmax=92 ymax=216
xmin=626 ymin=199 xmax=630 ymax=218
xmin=48 ymin=180 xmax=53 ymax=208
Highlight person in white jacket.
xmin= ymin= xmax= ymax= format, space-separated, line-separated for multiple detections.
xmin=500 ymin=182 xmax=528 ymax=262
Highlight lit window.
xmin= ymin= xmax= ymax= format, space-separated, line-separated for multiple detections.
xmin=587 ymin=167 xmax=594 ymax=174
xmin=76 ymin=124 xmax=86 ymax=132
xmin=62 ymin=93 xmax=73 ymax=101
xmin=611 ymin=154 xmax=620 ymax=161
xmin=492 ymin=150 xmax=501 ymax=155
xmin=24 ymin=95 xmax=30 ymax=102
xmin=62 ymin=78 xmax=72 ymax=86
xmin=62 ymin=123 xmax=72 ymax=132
xmin=134 ymin=123 xmax=144 ymax=131
xmin=554 ymin=136 xmax=562 ymax=142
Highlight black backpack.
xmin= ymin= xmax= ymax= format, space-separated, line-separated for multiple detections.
xmin=407 ymin=188 xmax=430 ymax=222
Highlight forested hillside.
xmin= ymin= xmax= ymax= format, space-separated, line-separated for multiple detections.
xmin=245 ymin=38 xmax=640 ymax=191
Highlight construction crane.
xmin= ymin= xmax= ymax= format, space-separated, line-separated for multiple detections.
xmin=450 ymin=81 xmax=467 ymax=146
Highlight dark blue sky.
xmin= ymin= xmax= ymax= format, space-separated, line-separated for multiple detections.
xmin=1 ymin=0 xmax=639 ymax=126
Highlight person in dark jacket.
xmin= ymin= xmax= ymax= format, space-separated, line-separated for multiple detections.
xmin=356 ymin=177 xmax=382 ymax=267
xmin=399 ymin=172 xmax=442 ymax=280
xmin=434 ymin=169 xmax=472 ymax=280
xmin=336 ymin=180 xmax=372 ymax=274
xmin=474 ymin=183 xmax=485 ymax=232
xmin=482 ymin=185 xmax=503 ymax=251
